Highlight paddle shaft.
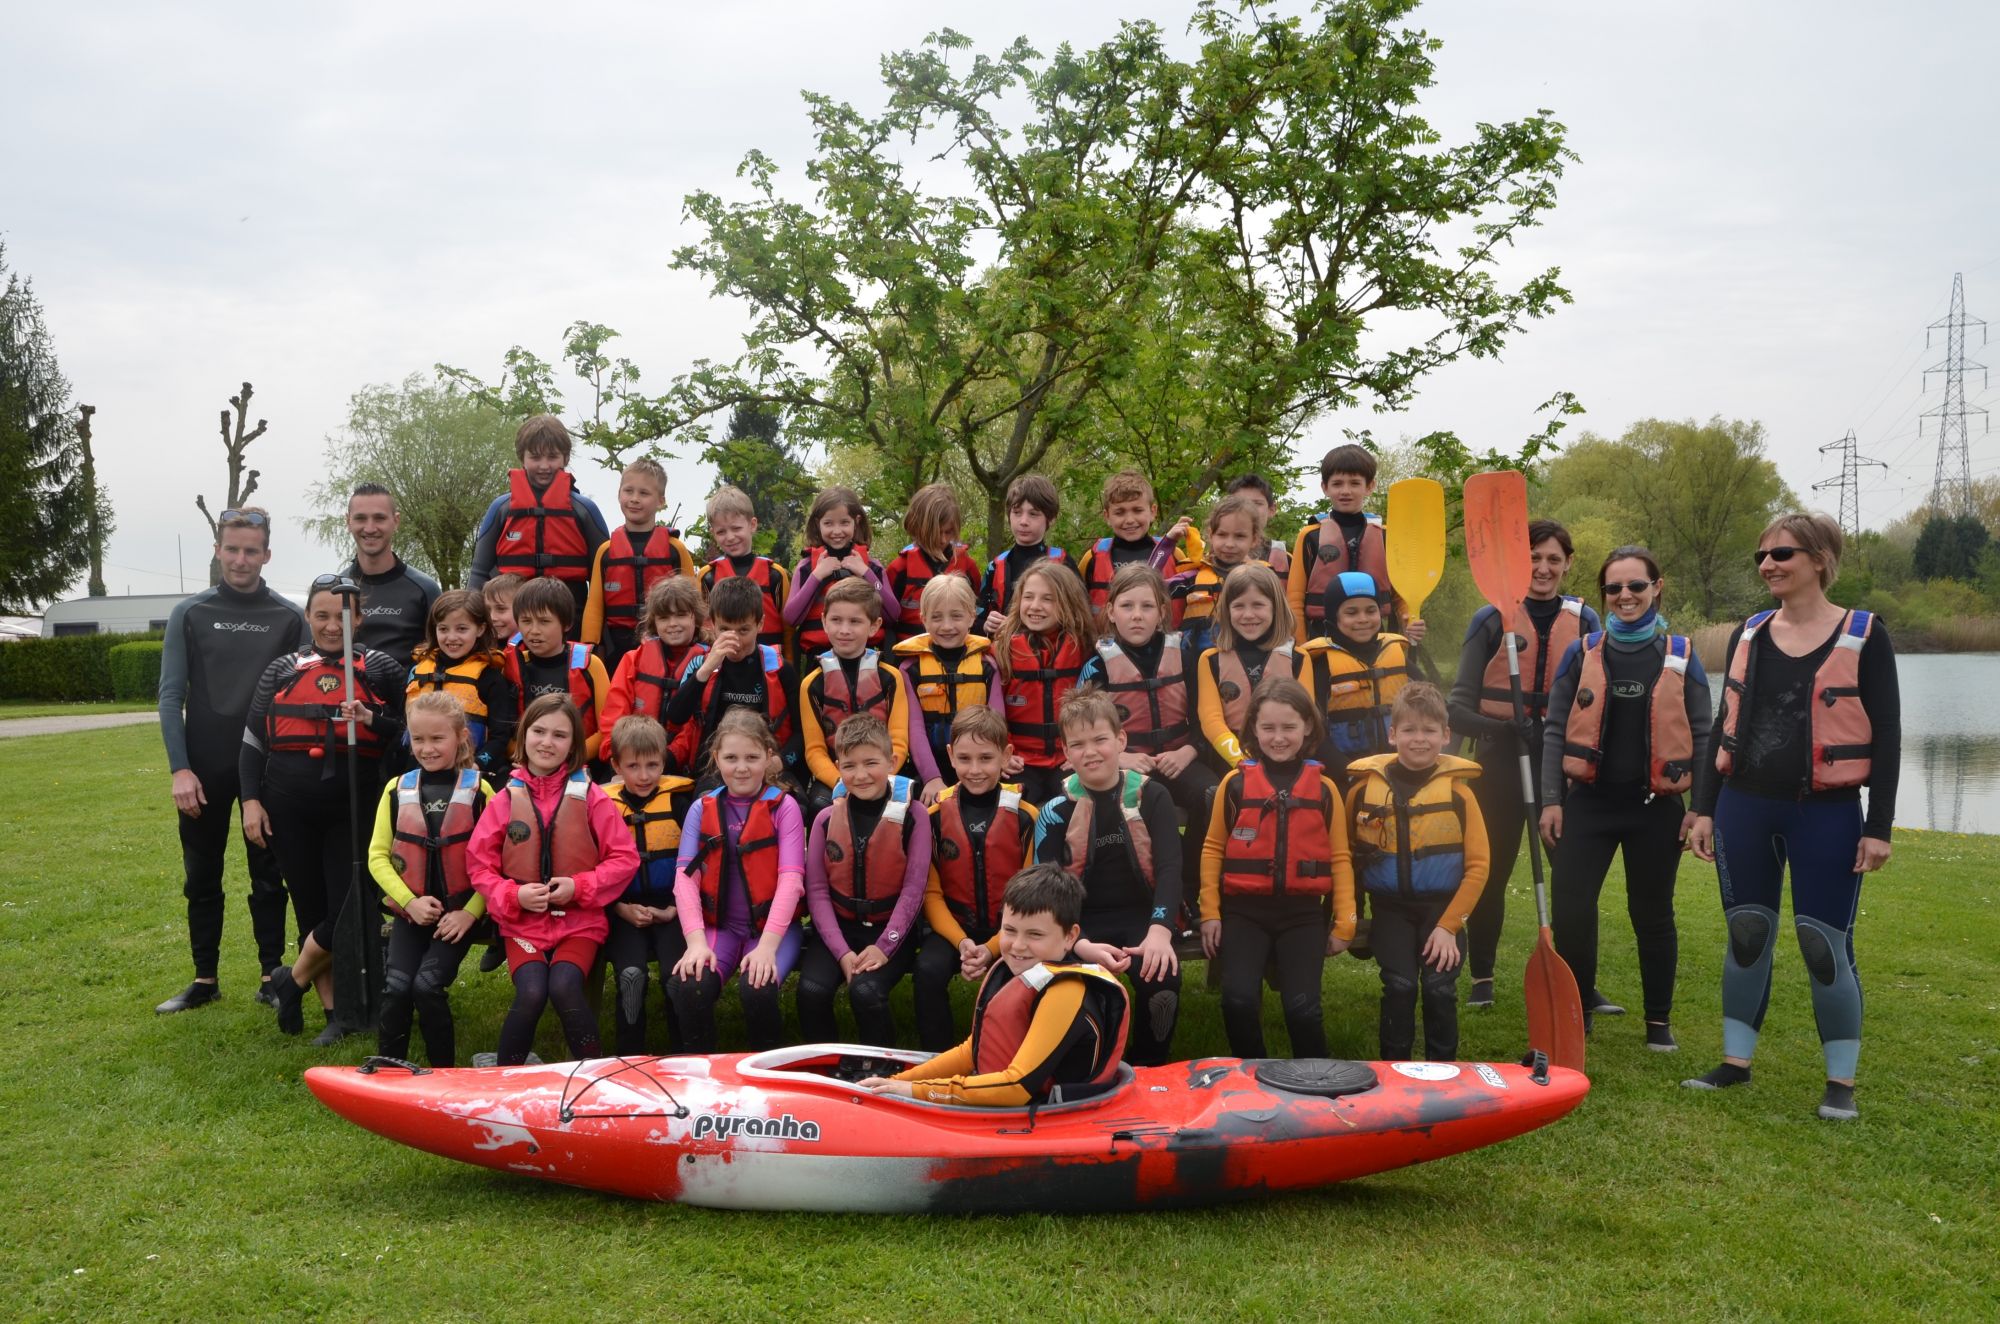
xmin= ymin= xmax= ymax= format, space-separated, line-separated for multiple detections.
xmin=1504 ymin=632 xmax=1553 ymax=929
xmin=335 ymin=597 xmax=381 ymax=1029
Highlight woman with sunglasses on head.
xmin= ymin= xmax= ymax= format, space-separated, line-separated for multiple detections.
xmin=1539 ymin=546 xmax=1711 ymax=1054
xmin=240 ymin=575 xmax=408 ymax=1046
xmin=1684 ymin=513 xmax=1899 ymax=1121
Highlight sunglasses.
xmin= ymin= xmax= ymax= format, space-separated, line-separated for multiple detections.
xmin=219 ymin=509 xmax=269 ymax=528
xmin=1753 ymin=546 xmax=1804 ymax=565
xmin=310 ymin=574 xmax=361 ymax=595
xmin=1601 ymin=579 xmax=1656 ymax=595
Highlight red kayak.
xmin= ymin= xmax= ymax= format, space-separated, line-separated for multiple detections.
xmin=306 ymin=1046 xmax=1587 ymax=1212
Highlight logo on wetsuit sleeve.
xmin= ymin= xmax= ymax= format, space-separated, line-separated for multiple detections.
xmin=211 ymin=620 xmax=272 ymax=633
xmin=691 ymin=1112 xmax=822 ymax=1142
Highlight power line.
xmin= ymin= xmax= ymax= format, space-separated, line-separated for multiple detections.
xmin=1922 ymin=272 xmax=1988 ymax=514
xmin=1813 ymin=430 xmax=1889 ymax=536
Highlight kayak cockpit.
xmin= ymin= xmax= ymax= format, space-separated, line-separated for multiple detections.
xmin=737 ymin=1043 xmax=1138 ymax=1114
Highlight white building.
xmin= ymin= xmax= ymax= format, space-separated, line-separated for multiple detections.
xmin=38 ymin=593 xmax=189 ymax=638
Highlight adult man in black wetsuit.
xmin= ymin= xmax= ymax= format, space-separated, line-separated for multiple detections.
xmin=338 ymin=483 xmax=439 ymax=671
xmin=155 ymin=507 xmax=307 ymax=1013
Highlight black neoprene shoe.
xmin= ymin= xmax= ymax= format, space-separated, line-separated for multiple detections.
xmin=1585 ymin=990 xmax=1626 ymax=1016
xmin=310 ymin=1012 xmax=353 ymax=1048
xmin=478 ymin=943 xmax=505 ymax=974
xmin=254 ymin=979 xmax=280 ymax=1009
xmin=1645 ymin=1021 xmax=1679 ymax=1052
xmin=154 ymin=981 xmax=221 ymax=1015
xmin=1817 ymin=1081 xmax=1859 ymax=1121
xmin=1467 ymin=978 xmax=1495 ymax=1009
xmin=269 ymin=966 xmax=306 ymax=1035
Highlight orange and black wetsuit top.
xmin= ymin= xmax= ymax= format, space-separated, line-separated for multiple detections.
xmin=891 ymin=956 xmax=1129 ymax=1106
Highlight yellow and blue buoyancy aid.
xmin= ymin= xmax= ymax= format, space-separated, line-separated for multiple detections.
xmin=1346 ymin=753 xmax=1479 ymax=899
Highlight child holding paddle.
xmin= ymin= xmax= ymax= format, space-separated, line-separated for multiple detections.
xmin=1287 ymin=444 xmax=1428 ymax=646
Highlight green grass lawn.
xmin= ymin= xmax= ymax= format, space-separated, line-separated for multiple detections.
xmin=3 ymin=726 xmax=1995 ymax=1322
xmin=0 ymin=698 xmax=155 ymax=720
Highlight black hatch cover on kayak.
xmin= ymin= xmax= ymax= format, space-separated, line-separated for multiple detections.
xmin=1254 ymin=1058 xmax=1379 ymax=1098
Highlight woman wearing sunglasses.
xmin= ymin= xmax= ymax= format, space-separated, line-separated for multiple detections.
xmin=1683 ymin=513 xmax=1899 ymax=1121
xmin=1539 ymin=546 xmax=1711 ymax=1055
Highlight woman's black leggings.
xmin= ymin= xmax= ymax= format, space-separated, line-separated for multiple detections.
xmin=1463 ymin=733 xmax=1535 ymax=983
xmin=1550 ymin=783 xmax=1683 ymax=1022
xmin=1217 ymin=894 xmax=1327 ymax=1058
xmin=796 ymin=917 xmax=918 ymax=1047
xmin=262 ymin=776 xmax=360 ymax=954
xmin=497 ymin=959 xmax=599 ymax=1066
xmin=378 ymin=917 xmax=475 ymax=1066
xmin=605 ymin=918 xmax=688 ymax=1055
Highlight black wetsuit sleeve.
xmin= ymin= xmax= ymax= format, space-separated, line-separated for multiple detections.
xmin=1859 ymin=627 xmax=1901 ymax=839
xmin=1140 ymin=779 xmax=1183 ymax=928
xmin=1691 ymin=624 xmax=1747 ymax=819
xmin=776 ymin=661 xmax=805 ymax=761
xmin=364 ymin=650 xmax=408 ymax=744
xmin=466 ymin=497 xmax=505 ymax=590
xmin=1031 ymin=798 xmax=1071 ymax=867
xmin=977 ymin=560 xmax=997 ymax=618
xmin=1447 ymin=609 xmax=1511 ymax=741
xmin=1683 ymin=651 xmax=1714 ymax=794
xmin=1540 ymin=643 xmax=1583 ymax=806
xmin=576 ymin=497 xmax=611 ymax=561
xmin=238 ymin=660 xmax=285 ymax=801
xmin=476 ymin=668 xmax=520 ymax=775
xmin=158 ymin=599 xmax=194 ymax=772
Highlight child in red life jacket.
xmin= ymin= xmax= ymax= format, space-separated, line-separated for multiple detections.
xmin=1196 ymin=562 xmax=1316 ymax=772
xmin=860 ymin=864 xmax=1130 ymax=1107
xmin=468 ymin=415 xmax=611 ymax=632
xmin=1199 ymin=677 xmax=1352 ymax=1060
xmin=664 ymin=575 xmax=806 ymax=792
xmin=895 ymin=573 xmax=1002 ymax=804
xmin=407 ymin=588 xmax=519 ymax=780
xmin=913 ymin=707 xmax=1038 ymax=1052
xmin=1285 ymin=443 xmax=1425 ymax=647
xmin=669 ymin=708 xmax=809 ymax=1051
xmin=603 ymin=575 xmax=706 ymax=775
xmin=979 ymin=473 xmax=1075 ymax=636
xmin=797 ymin=714 xmax=933 ymax=1047
xmin=467 ymin=694 xmax=639 ymax=1066
xmin=1157 ymin=494 xmax=1268 ymax=656
xmin=482 ymin=573 xmax=524 ymax=648
xmin=883 ymin=482 xmax=981 ymax=646
xmin=799 ymin=576 xmax=918 ymax=818
xmin=503 ymin=578 xmax=610 ymax=766
xmin=602 ymin=716 xmax=698 ymax=1055
xmin=1076 ymin=468 xmax=1205 ymax=612
xmin=992 ymin=558 xmax=1097 ymax=806
xmin=783 ymin=484 xmax=897 ymax=656
xmin=583 ymin=456 xmax=696 ymax=672
xmin=697 ymin=484 xmax=791 ymax=659
xmin=367 ymin=691 xmax=496 ymax=1067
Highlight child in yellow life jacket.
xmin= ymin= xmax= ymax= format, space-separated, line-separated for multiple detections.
xmin=797 ymin=714 xmax=933 ymax=1047
xmin=697 ymin=485 xmax=791 ymax=658
xmin=798 ymin=576 xmax=917 ymax=818
xmin=1157 ymin=494 xmax=1268 ymax=656
xmin=1303 ymin=571 xmax=1413 ymax=786
xmin=583 ymin=456 xmax=696 ymax=672
xmin=1196 ymin=562 xmax=1315 ymax=771
xmin=1200 ymin=677 xmax=1351 ymax=1060
xmin=603 ymin=576 xmax=707 ymax=775
xmin=503 ymin=577 xmax=611 ymax=765
xmin=784 ymin=484 xmax=899 ymax=656
xmin=1342 ymin=683 xmax=1488 ymax=1063
xmin=367 ymin=691 xmax=496 ymax=1067
xmin=994 ymin=559 xmax=1097 ymax=806
xmin=407 ymin=588 xmax=519 ymax=779
xmin=884 ymin=482 xmax=982 ymax=646
xmin=914 ymin=707 xmax=1038 ymax=1052
xmin=860 ymin=864 xmax=1130 ymax=1107
xmin=602 ymin=716 xmax=698 ymax=1055
xmin=895 ymin=573 xmax=1002 ymax=804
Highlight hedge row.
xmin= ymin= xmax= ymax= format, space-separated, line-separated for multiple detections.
xmin=0 ymin=631 xmax=163 ymax=702
xmin=110 ymin=641 xmax=165 ymax=701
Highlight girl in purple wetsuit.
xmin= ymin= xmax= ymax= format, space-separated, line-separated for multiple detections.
xmin=669 ymin=708 xmax=807 ymax=1050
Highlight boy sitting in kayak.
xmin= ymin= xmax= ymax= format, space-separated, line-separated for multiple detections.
xmin=859 ymin=865 xmax=1129 ymax=1106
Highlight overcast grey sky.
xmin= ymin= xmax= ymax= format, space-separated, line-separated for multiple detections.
xmin=5 ymin=1 xmax=1996 ymax=600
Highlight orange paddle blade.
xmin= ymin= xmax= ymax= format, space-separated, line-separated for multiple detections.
xmin=1462 ymin=469 xmax=1532 ymax=622
xmin=1385 ymin=478 xmax=1446 ymax=621
xmin=1525 ymin=927 xmax=1588 ymax=1072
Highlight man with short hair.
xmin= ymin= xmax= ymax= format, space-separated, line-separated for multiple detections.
xmin=340 ymin=483 xmax=440 ymax=671
xmin=155 ymin=507 xmax=307 ymax=1013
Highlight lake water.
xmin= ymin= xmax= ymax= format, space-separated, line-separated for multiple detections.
xmin=1708 ymin=651 xmax=2000 ymax=834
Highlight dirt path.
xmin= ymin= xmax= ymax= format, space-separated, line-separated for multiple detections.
xmin=0 ymin=711 xmax=156 ymax=739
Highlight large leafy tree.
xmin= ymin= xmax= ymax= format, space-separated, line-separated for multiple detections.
xmin=438 ymin=320 xmax=662 ymax=470
xmin=1912 ymin=513 xmax=1992 ymax=583
xmin=653 ymin=0 xmax=1575 ymax=553
xmin=0 ymin=245 xmax=92 ymax=610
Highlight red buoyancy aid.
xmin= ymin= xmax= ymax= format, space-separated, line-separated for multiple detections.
xmin=1718 ymin=609 xmax=1876 ymax=791
xmin=495 ymin=468 xmax=592 ymax=582
xmin=890 ymin=543 xmax=980 ymax=637
xmin=700 ymin=643 xmax=795 ymax=745
xmin=932 ymin=785 xmax=1030 ymax=936
xmin=1092 ymin=636 xmax=1190 ymax=752
xmin=811 ymin=649 xmax=891 ymax=736
xmin=969 ymin=960 xmax=1131 ymax=1099
xmin=499 ymin=770 xmax=598 ymax=886
xmin=626 ymin=638 xmax=704 ymax=722
xmin=1220 ymin=759 xmax=1337 ymax=897
xmin=1479 ymin=597 xmax=1587 ymax=719
xmin=1060 ymin=770 xmax=1154 ymax=889
xmin=265 ymin=649 xmax=392 ymax=759
xmin=823 ymin=777 xmax=915 ymax=923
xmin=984 ymin=546 xmax=1066 ymax=616
xmin=1561 ymin=633 xmax=1696 ymax=795
xmin=690 ymin=785 xmax=785 ymax=929
xmin=601 ymin=526 xmax=690 ymax=632
xmin=704 ymin=555 xmax=788 ymax=651
xmin=1003 ymin=632 xmax=1085 ymax=762
xmin=1303 ymin=514 xmax=1389 ymax=630
xmin=796 ymin=545 xmax=883 ymax=654
xmin=1082 ymin=537 xmax=1131 ymax=609
xmin=386 ymin=768 xmax=483 ymax=917
xmin=1213 ymin=640 xmax=1300 ymax=734
xmin=505 ymin=642 xmax=601 ymax=741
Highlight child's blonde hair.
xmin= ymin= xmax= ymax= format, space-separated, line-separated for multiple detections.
xmin=948 ymin=705 xmax=1009 ymax=752
xmin=1210 ymin=562 xmax=1293 ymax=652
xmin=708 ymin=707 xmax=784 ymax=786
xmin=1100 ymin=468 xmax=1155 ymax=511
xmin=919 ymin=572 xmax=976 ymax=622
xmin=622 ymin=456 xmax=668 ymax=495
xmin=610 ymin=714 xmax=669 ymax=762
xmin=1206 ymin=493 xmax=1267 ymax=545
xmin=993 ymin=560 xmax=1096 ymax=680
xmin=902 ymin=483 xmax=963 ymax=557
xmin=642 ymin=576 xmax=706 ymax=639
xmin=705 ymin=484 xmax=757 ymax=526
xmin=833 ymin=712 xmax=895 ymax=762
xmin=822 ymin=574 xmax=884 ymax=623
xmin=1058 ymin=687 xmax=1121 ymax=739
xmin=406 ymin=690 xmax=477 ymax=770
xmin=1390 ymin=682 xmax=1451 ymax=730
xmin=806 ymin=485 xmax=872 ymax=549
xmin=482 ymin=573 xmax=525 ymax=606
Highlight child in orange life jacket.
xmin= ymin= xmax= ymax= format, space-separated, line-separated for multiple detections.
xmin=1026 ymin=688 xmax=1186 ymax=1066
xmin=1303 ymin=571 xmax=1413 ymax=787
xmin=407 ymin=588 xmax=519 ymax=779
xmin=603 ymin=576 xmax=707 ymax=775
xmin=798 ymin=576 xmax=917 ymax=819
xmin=1286 ymin=443 xmax=1426 ymax=648
xmin=368 ymin=691 xmax=496 ymax=1067
xmin=666 ymin=575 xmax=806 ymax=792
xmin=503 ymin=577 xmax=610 ymax=766
xmin=784 ymin=484 xmax=898 ymax=656
xmin=913 ymin=707 xmax=1039 ymax=1051
xmin=992 ymin=558 xmax=1098 ymax=806
xmin=1196 ymin=562 xmax=1316 ymax=772
xmin=1200 ymin=677 xmax=1351 ymax=1060
xmin=884 ymin=482 xmax=981 ymax=646
xmin=1077 ymin=563 xmax=1216 ymax=897
xmin=583 ymin=456 xmax=696 ymax=672
xmin=482 ymin=573 xmax=524 ymax=647
xmin=979 ymin=473 xmax=1075 ymax=636
xmin=669 ymin=708 xmax=809 ymax=1051
xmin=697 ymin=484 xmax=791 ymax=658
xmin=1342 ymin=683 xmax=1488 ymax=1063
xmin=861 ymin=864 xmax=1130 ymax=1106
xmin=1224 ymin=473 xmax=1291 ymax=576
xmin=1157 ymin=493 xmax=1267 ymax=656
xmin=797 ymin=714 xmax=933 ymax=1046
xmin=468 ymin=415 xmax=611 ymax=633
xmin=1077 ymin=468 xmax=1206 ymax=612
xmin=467 ymin=694 xmax=639 ymax=1066
xmin=602 ymin=715 xmax=698 ymax=1055
xmin=896 ymin=573 xmax=1003 ymax=804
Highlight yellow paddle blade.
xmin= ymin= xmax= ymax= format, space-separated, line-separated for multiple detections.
xmin=1385 ymin=478 xmax=1446 ymax=619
